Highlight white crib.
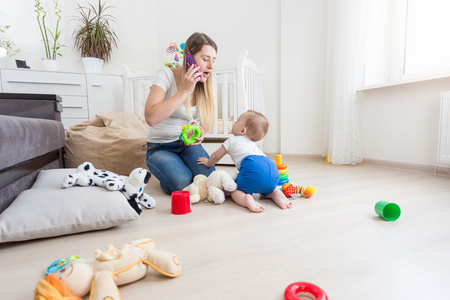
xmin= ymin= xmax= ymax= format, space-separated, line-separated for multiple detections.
xmin=122 ymin=48 xmax=265 ymax=164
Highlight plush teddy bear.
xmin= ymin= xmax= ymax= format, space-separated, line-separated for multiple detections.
xmin=62 ymin=162 xmax=156 ymax=214
xmin=182 ymin=170 xmax=237 ymax=204
xmin=206 ymin=170 xmax=238 ymax=204
xmin=34 ymin=238 xmax=182 ymax=300
xmin=183 ymin=174 xmax=208 ymax=203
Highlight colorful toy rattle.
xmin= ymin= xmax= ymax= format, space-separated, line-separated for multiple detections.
xmin=179 ymin=121 xmax=202 ymax=145
xmin=281 ymin=183 xmax=316 ymax=199
xmin=284 ymin=282 xmax=328 ymax=300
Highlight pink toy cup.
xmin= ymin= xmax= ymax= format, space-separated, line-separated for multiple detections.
xmin=171 ymin=191 xmax=191 ymax=215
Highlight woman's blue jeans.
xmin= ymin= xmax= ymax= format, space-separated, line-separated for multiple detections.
xmin=146 ymin=140 xmax=215 ymax=194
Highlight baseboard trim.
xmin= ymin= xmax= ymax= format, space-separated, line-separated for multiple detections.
xmin=265 ymin=153 xmax=450 ymax=177
xmin=362 ymin=158 xmax=450 ymax=177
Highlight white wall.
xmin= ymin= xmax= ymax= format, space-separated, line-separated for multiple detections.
xmin=6 ymin=0 xmax=442 ymax=168
xmin=280 ymin=0 xmax=326 ymax=155
xmin=0 ymin=0 xmax=280 ymax=152
xmin=359 ymin=78 xmax=450 ymax=168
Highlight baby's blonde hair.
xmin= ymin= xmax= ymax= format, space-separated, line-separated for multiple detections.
xmin=243 ymin=110 xmax=269 ymax=142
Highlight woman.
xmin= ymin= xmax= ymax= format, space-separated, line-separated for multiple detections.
xmin=145 ymin=32 xmax=217 ymax=194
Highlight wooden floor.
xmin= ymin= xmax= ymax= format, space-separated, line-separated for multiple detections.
xmin=1 ymin=155 xmax=450 ymax=300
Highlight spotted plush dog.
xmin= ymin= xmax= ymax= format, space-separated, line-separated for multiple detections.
xmin=62 ymin=162 xmax=125 ymax=190
xmin=121 ymin=167 xmax=156 ymax=214
xmin=62 ymin=162 xmax=156 ymax=214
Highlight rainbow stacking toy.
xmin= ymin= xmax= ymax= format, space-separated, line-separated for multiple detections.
xmin=276 ymin=154 xmax=290 ymax=186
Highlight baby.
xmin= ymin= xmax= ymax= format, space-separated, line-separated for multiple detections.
xmin=197 ymin=110 xmax=292 ymax=213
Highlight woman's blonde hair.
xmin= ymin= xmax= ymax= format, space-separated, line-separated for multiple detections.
xmin=182 ymin=32 xmax=217 ymax=132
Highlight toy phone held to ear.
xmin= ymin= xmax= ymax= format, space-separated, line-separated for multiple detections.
xmin=179 ymin=121 xmax=202 ymax=145
xmin=185 ymin=53 xmax=202 ymax=78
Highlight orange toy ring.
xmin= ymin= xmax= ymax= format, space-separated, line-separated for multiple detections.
xmin=277 ymin=163 xmax=287 ymax=170
xmin=284 ymin=282 xmax=328 ymax=300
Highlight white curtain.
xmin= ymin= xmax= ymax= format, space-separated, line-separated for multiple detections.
xmin=322 ymin=0 xmax=368 ymax=165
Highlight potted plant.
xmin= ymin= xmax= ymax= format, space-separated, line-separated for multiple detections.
xmin=72 ymin=0 xmax=118 ymax=73
xmin=0 ymin=25 xmax=21 ymax=68
xmin=34 ymin=0 xmax=63 ymax=71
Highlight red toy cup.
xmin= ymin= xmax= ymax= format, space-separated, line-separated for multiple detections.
xmin=171 ymin=191 xmax=191 ymax=215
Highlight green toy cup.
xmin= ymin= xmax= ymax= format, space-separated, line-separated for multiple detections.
xmin=375 ymin=201 xmax=401 ymax=221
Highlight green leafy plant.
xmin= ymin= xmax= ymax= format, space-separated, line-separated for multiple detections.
xmin=0 ymin=25 xmax=21 ymax=57
xmin=34 ymin=0 xmax=63 ymax=60
xmin=72 ymin=0 xmax=118 ymax=62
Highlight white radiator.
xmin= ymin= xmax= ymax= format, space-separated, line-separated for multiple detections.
xmin=438 ymin=91 xmax=450 ymax=162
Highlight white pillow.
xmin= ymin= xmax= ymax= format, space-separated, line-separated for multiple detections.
xmin=0 ymin=168 xmax=140 ymax=243
xmin=31 ymin=168 xmax=77 ymax=188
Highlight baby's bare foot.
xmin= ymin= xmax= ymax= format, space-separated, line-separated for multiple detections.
xmin=271 ymin=190 xmax=293 ymax=210
xmin=274 ymin=197 xmax=292 ymax=209
xmin=244 ymin=195 xmax=266 ymax=213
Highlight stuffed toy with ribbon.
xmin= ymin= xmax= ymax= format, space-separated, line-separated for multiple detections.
xmin=34 ymin=238 xmax=182 ymax=300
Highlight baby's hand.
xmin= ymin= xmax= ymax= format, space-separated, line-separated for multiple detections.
xmin=197 ymin=157 xmax=208 ymax=165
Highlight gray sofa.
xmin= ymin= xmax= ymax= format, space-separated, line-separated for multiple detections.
xmin=0 ymin=93 xmax=65 ymax=213
xmin=0 ymin=93 xmax=141 ymax=243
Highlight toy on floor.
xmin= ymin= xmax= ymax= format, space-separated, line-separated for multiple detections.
xmin=179 ymin=121 xmax=202 ymax=145
xmin=375 ymin=201 xmax=401 ymax=221
xmin=183 ymin=174 xmax=208 ymax=203
xmin=45 ymin=255 xmax=80 ymax=275
xmin=35 ymin=238 xmax=182 ymax=300
xmin=61 ymin=162 xmax=156 ymax=214
xmin=281 ymin=182 xmax=316 ymax=199
xmin=171 ymin=190 xmax=191 ymax=214
xmin=207 ymin=170 xmax=238 ymax=203
xmin=34 ymin=273 xmax=82 ymax=300
xmin=284 ymin=282 xmax=328 ymax=300
xmin=182 ymin=170 xmax=237 ymax=204
xmin=275 ymin=154 xmax=290 ymax=186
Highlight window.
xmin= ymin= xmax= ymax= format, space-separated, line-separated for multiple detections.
xmin=364 ymin=0 xmax=450 ymax=86
xmin=404 ymin=0 xmax=450 ymax=76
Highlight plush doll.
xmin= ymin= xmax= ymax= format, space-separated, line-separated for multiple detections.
xmin=281 ymin=182 xmax=316 ymax=198
xmin=34 ymin=238 xmax=182 ymax=300
xmin=62 ymin=162 xmax=156 ymax=214
xmin=183 ymin=174 xmax=208 ymax=203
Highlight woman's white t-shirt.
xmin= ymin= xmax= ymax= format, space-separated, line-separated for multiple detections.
xmin=147 ymin=67 xmax=198 ymax=143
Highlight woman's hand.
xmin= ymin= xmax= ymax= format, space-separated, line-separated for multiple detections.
xmin=179 ymin=64 xmax=202 ymax=96
xmin=190 ymin=125 xmax=205 ymax=146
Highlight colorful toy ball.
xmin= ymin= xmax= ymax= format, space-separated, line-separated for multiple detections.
xmin=179 ymin=121 xmax=202 ymax=145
